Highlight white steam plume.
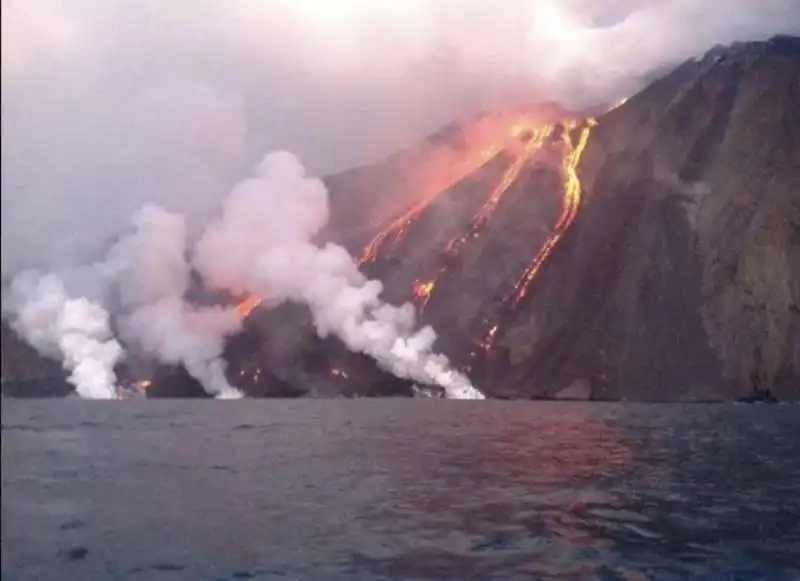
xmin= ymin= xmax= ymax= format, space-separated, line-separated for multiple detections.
xmin=3 ymin=272 xmax=123 ymax=399
xmin=0 ymin=152 xmax=483 ymax=399
xmin=1 ymin=205 xmax=244 ymax=399
xmin=2 ymin=151 xmax=484 ymax=399
xmin=104 ymin=204 xmax=243 ymax=399
xmin=195 ymin=151 xmax=484 ymax=399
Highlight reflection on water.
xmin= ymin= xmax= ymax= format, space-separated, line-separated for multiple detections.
xmin=346 ymin=410 xmax=635 ymax=579
xmin=2 ymin=401 xmax=799 ymax=580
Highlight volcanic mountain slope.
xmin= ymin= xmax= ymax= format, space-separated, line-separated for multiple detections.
xmin=344 ymin=36 xmax=800 ymax=401
xmin=321 ymin=103 xmax=567 ymax=255
xmin=2 ymin=37 xmax=798 ymax=400
xmin=0 ymin=106 xmax=566 ymax=399
xmin=230 ymin=37 xmax=798 ymax=402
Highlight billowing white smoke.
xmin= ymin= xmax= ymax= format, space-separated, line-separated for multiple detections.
xmin=105 ymin=205 xmax=243 ymax=399
xmin=3 ymin=272 xmax=123 ymax=399
xmin=195 ymin=151 xmax=484 ymax=399
xmin=2 ymin=151 xmax=483 ymax=399
xmin=1 ymin=205 xmax=244 ymax=399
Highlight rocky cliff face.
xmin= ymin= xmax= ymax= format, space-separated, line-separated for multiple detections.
xmin=0 ymin=321 xmax=74 ymax=397
xmin=492 ymin=37 xmax=800 ymax=401
xmin=330 ymin=36 xmax=800 ymax=401
xmin=3 ymin=37 xmax=798 ymax=400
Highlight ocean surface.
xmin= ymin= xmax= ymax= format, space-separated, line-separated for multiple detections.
xmin=2 ymin=401 xmax=799 ymax=581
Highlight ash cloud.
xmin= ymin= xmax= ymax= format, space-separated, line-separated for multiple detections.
xmin=1 ymin=0 xmax=797 ymax=397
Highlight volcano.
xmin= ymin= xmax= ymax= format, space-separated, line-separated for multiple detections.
xmin=2 ymin=36 xmax=798 ymax=400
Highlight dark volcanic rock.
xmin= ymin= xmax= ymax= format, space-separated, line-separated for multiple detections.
xmin=222 ymin=303 xmax=416 ymax=398
xmin=145 ymin=366 xmax=209 ymax=398
xmin=492 ymin=37 xmax=800 ymax=401
xmin=1 ymin=321 xmax=73 ymax=397
xmin=1 ymin=301 xmax=414 ymax=398
xmin=345 ymin=37 xmax=800 ymax=401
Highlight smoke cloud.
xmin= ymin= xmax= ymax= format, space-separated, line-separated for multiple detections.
xmin=195 ymin=152 xmax=483 ymax=398
xmin=2 ymin=0 xmax=797 ymax=397
xmin=105 ymin=205 xmax=243 ymax=398
xmin=2 ymin=150 xmax=483 ymax=399
xmin=3 ymin=272 xmax=123 ymax=399
xmin=2 ymin=205 xmax=245 ymax=399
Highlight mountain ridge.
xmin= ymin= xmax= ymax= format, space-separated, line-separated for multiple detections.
xmin=2 ymin=36 xmax=798 ymax=400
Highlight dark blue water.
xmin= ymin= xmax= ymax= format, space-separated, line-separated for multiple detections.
xmin=2 ymin=401 xmax=799 ymax=581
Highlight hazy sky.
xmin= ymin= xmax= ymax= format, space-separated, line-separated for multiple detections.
xmin=2 ymin=0 xmax=799 ymax=276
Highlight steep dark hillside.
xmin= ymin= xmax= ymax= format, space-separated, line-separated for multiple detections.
xmin=1 ymin=321 xmax=73 ymax=397
xmin=355 ymin=36 xmax=799 ymax=401
xmin=490 ymin=37 xmax=800 ymax=401
xmin=3 ymin=38 xmax=797 ymax=400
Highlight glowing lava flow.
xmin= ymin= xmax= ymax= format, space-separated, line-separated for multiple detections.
xmin=510 ymin=118 xmax=595 ymax=306
xmin=405 ymin=122 xmax=555 ymax=312
xmin=359 ymin=144 xmax=502 ymax=265
xmin=354 ymin=112 xmax=597 ymax=364
xmin=412 ymin=279 xmax=435 ymax=308
xmin=115 ymin=378 xmax=152 ymax=400
xmin=474 ymin=117 xmax=596 ymax=356
xmin=235 ymin=294 xmax=263 ymax=319
xmin=443 ymin=125 xmax=555 ymax=257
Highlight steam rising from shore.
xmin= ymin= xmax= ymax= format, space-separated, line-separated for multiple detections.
xmin=106 ymin=205 xmax=244 ymax=399
xmin=195 ymin=152 xmax=482 ymax=399
xmin=2 ymin=152 xmax=483 ymax=399
xmin=3 ymin=273 xmax=123 ymax=399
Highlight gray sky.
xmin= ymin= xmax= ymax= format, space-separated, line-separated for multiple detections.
xmin=2 ymin=0 xmax=799 ymax=277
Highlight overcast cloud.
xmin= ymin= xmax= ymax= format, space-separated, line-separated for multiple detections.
xmin=2 ymin=0 xmax=799 ymax=277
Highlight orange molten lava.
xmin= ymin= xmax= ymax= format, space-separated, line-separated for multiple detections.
xmin=116 ymin=378 xmax=152 ymax=400
xmin=354 ymin=109 xmax=596 ymax=361
xmin=358 ymin=109 xmax=561 ymax=266
xmin=235 ymin=294 xmax=263 ymax=319
xmin=412 ymin=279 xmax=436 ymax=308
xmin=608 ymin=97 xmax=629 ymax=112
xmin=444 ymin=124 xmax=555 ymax=256
xmin=409 ymin=123 xmax=556 ymax=313
xmin=511 ymin=118 xmax=596 ymax=306
xmin=359 ymin=144 xmax=502 ymax=264
xmin=480 ymin=324 xmax=500 ymax=355
xmin=237 ymin=365 xmax=263 ymax=382
xmin=476 ymin=117 xmax=595 ymax=355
